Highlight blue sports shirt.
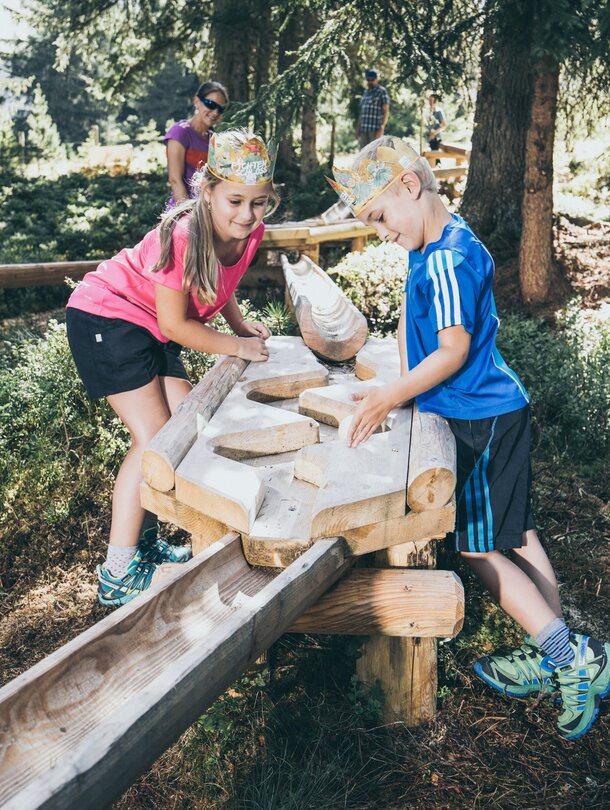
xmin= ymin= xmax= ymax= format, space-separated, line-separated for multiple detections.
xmin=404 ymin=214 xmax=529 ymax=419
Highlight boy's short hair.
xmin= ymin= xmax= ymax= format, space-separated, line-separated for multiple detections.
xmin=353 ymin=136 xmax=438 ymax=194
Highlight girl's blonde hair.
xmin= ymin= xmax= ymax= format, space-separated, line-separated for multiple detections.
xmin=354 ymin=135 xmax=438 ymax=194
xmin=151 ymin=129 xmax=280 ymax=305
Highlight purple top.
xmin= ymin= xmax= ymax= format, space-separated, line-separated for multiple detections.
xmin=163 ymin=119 xmax=211 ymax=205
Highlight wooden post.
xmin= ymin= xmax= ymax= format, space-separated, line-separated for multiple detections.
xmin=301 ymin=243 xmax=320 ymax=265
xmin=350 ymin=235 xmax=368 ymax=253
xmin=356 ymin=539 xmax=439 ymax=725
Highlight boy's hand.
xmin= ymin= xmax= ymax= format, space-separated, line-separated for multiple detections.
xmin=347 ymin=386 xmax=395 ymax=448
xmin=236 ymin=336 xmax=269 ymax=362
xmin=237 ymin=320 xmax=271 ymax=340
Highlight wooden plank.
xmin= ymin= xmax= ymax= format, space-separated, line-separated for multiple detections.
xmin=0 ymin=534 xmax=349 ymax=810
xmin=282 ymin=254 xmax=368 ymax=362
xmin=141 ymin=355 xmax=248 ymax=492
xmin=140 ymin=481 xmax=228 ymax=555
xmin=354 ymin=336 xmax=401 ymax=383
xmin=432 ymin=166 xmax=468 ymax=180
xmin=289 ymin=568 xmax=464 ymax=637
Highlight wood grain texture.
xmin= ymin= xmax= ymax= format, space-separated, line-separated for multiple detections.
xmin=0 ymin=534 xmax=350 ymax=810
xmin=289 ymin=568 xmax=464 ymax=637
xmin=282 ymin=254 xmax=368 ymax=361
xmin=407 ymin=405 xmax=456 ymax=512
xmin=342 ymin=503 xmax=455 ymax=556
xmin=141 ymin=356 xmax=248 ymax=492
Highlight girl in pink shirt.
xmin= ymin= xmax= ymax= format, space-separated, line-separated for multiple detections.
xmin=66 ymin=128 xmax=278 ymax=606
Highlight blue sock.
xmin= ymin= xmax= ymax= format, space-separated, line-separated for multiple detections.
xmin=535 ymin=618 xmax=575 ymax=668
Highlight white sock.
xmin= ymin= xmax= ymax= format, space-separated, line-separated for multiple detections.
xmin=105 ymin=545 xmax=138 ymax=578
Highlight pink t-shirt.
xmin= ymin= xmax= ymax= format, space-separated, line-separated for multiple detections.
xmin=67 ymin=217 xmax=264 ymax=343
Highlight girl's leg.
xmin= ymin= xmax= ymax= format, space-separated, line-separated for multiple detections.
xmin=460 ymin=549 xmax=560 ymax=637
xmin=106 ymin=378 xmax=172 ymax=549
xmin=159 ymin=375 xmax=192 ymax=414
xmin=510 ymin=529 xmax=563 ymax=617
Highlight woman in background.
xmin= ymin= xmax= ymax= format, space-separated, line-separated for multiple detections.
xmin=164 ymin=80 xmax=229 ymax=206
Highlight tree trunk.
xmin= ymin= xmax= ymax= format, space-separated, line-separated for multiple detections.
xmin=299 ymin=10 xmax=320 ymax=184
xmin=276 ymin=11 xmax=299 ymax=168
xmin=253 ymin=1 xmax=274 ymax=136
xmin=212 ymin=0 xmax=253 ymax=101
xmin=519 ymin=57 xmax=559 ymax=304
xmin=460 ymin=1 xmax=534 ymax=256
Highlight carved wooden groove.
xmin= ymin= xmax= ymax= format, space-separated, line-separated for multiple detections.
xmin=281 ymin=253 xmax=368 ymax=361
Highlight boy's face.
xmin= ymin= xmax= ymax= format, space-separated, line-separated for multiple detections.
xmin=358 ymin=173 xmax=425 ymax=252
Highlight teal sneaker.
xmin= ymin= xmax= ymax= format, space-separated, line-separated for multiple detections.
xmin=543 ymin=633 xmax=610 ymax=740
xmin=139 ymin=525 xmax=192 ymax=564
xmin=97 ymin=549 xmax=157 ymax=607
xmin=473 ymin=635 xmax=555 ymax=698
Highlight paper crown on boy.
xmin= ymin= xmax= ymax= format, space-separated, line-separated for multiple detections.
xmin=326 ymin=138 xmax=420 ymax=215
xmin=207 ymin=132 xmax=276 ymax=186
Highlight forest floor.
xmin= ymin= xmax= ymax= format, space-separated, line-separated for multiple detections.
xmin=1 ymin=215 xmax=609 ymax=809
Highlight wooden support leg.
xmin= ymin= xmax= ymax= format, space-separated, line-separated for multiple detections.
xmin=350 ymin=235 xmax=368 ymax=253
xmin=356 ymin=540 xmax=438 ymax=726
xmin=301 ymin=244 xmax=320 ymax=265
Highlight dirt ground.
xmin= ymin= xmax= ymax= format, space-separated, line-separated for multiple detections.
xmin=1 ymin=216 xmax=609 ymax=808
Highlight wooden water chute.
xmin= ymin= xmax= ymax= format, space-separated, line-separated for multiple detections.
xmin=281 ymin=252 xmax=368 ymax=361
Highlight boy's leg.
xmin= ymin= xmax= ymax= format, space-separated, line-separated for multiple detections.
xmin=511 ymin=529 xmax=562 ymax=617
xmin=460 ymin=550 xmax=559 ymax=637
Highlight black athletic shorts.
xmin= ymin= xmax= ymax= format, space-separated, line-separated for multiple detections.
xmin=66 ymin=308 xmax=190 ymax=399
xmin=446 ymin=405 xmax=536 ymax=553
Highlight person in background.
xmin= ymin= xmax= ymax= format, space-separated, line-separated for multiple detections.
xmin=164 ymin=80 xmax=229 ymax=206
xmin=356 ymin=69 xmax=390 ymax=148
xmin=425 ymin=92 xmax=447 ymax=152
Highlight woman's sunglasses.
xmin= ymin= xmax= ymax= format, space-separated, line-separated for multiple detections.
xmin=200 ymin=97 xmax=226 ymax=115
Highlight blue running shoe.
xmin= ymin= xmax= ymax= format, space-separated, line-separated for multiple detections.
xmin=542 ymin=633 xmax=610 ymax=740
xmin=139 ymin=524 xmax=192 ymax=564
xmin=97 ymin=549 xmax=157 ymax=607
xmin=473 ymin=635 xmax=555 ymax=698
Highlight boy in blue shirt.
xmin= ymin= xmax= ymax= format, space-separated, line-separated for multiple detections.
xmin=327 ymin=136 xmax=610 ymax=740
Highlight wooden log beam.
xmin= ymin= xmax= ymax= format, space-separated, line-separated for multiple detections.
xmin=281 ymin=253 xmax=368 ymax=362
xmin=407 ymin=406 xmax=456 ymax=512
xmin=0 ymin=260 xmax=99 ymax=288
xmin=141 ymin=355 xmax=248 ymax=492
xmin=289 ymin=568 xmax=463 ymax=637
xmin=0 ymin=534 xmax=350 ymax=810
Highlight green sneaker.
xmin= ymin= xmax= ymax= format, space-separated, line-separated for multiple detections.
xmin=139 ymin=525 xmax=192 ymax=564
xmin=97 ymin=549 xmax=157 ymax=607
xmin=473 ymin=635 xmax=555 ymax=698
xmin=545 ymin=633 xmax=610 ymax=740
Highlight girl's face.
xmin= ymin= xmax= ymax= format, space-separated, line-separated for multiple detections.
xmin=358 ymin=173 xmax=426 ymax=253
xmin=208 ymin=180 xmax=271 ymax=242
xmin=194 ymin=90 xmax=227 ymax=131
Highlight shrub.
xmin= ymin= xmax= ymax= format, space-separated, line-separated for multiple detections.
xmin=327 ymin=241 xmax=407 ymax=333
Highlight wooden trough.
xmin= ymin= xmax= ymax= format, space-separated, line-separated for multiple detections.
xmin=0 ymin=260 xmax=462 ymax=809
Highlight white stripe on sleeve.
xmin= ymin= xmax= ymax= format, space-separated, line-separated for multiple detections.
xmin=444 ymin=250 xmax=462 ymax=326
xmin=427 ymin=254 xmax=443 ymax=330
xmin=434 ymin=251 xmax=452 ymax=329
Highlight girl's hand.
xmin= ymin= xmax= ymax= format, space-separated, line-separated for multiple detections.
xmin=347 ymin=387 xmax=394 ymax=448
xmin=236 ymin=336 xmax=269 ymax=362
xmin=237 ymin=320 xmax=271 ymax=339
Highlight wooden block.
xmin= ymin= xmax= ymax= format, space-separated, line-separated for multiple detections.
xmin=299 ymin=381 xmax=383 ymax=428
xmin=282 ymin=254 xmax=368 ymax=362
xmin=0 ymin=534 xmax=350 ymax=810
xmin=294 ymin=406 xmax=412 ymax=538
xmin=140 ymin=482 xmax=228 ymax=555
xmin=355 ymin=336 xmax=400 ymax=383
xmin=289 ymin=568 xmax=464 ymax=637
xmin=407 ymin=405 xmax=456 ymax=512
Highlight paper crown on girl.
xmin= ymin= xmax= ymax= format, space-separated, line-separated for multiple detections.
xmin=207 ymin=132 xmax=276 ymax=186
xmin=326 ymin=138 xmax=420 ymax=215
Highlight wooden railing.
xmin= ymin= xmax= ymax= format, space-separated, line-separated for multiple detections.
xmin=0 ymin=220 xmax=375 ymax=290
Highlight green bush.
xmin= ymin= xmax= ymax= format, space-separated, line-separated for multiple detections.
xmin=327 ymin=241 xmax=407 ymax=333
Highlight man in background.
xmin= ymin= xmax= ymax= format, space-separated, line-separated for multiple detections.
xmin=356 ymin=69 xmax=390 ymax=147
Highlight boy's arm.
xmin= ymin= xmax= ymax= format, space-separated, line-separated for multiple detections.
xmin=398 ymin=293 xmax=408 ymax=375
xmin=348 ymin=325 xmax=470 ymax=447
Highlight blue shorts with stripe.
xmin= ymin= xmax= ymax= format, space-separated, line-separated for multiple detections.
xmin=447 ymin=405 xmax=536 ymax=553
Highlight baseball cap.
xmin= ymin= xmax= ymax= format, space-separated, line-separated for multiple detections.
xmin=365 ymin=69 xmax=379 ymax=79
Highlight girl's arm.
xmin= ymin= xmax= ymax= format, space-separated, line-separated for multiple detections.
xmin=220 ymin=294 xmax=271 ymax=339
xmin=347 ymin=324 xmax=470 ymax=447
xmin=155 ymin=285 xmax=269 ymax=361
xmin=398 ymin=293 xmax=408 ymax=375
xmin=166 ymin=140 xmax=190 ymax=203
